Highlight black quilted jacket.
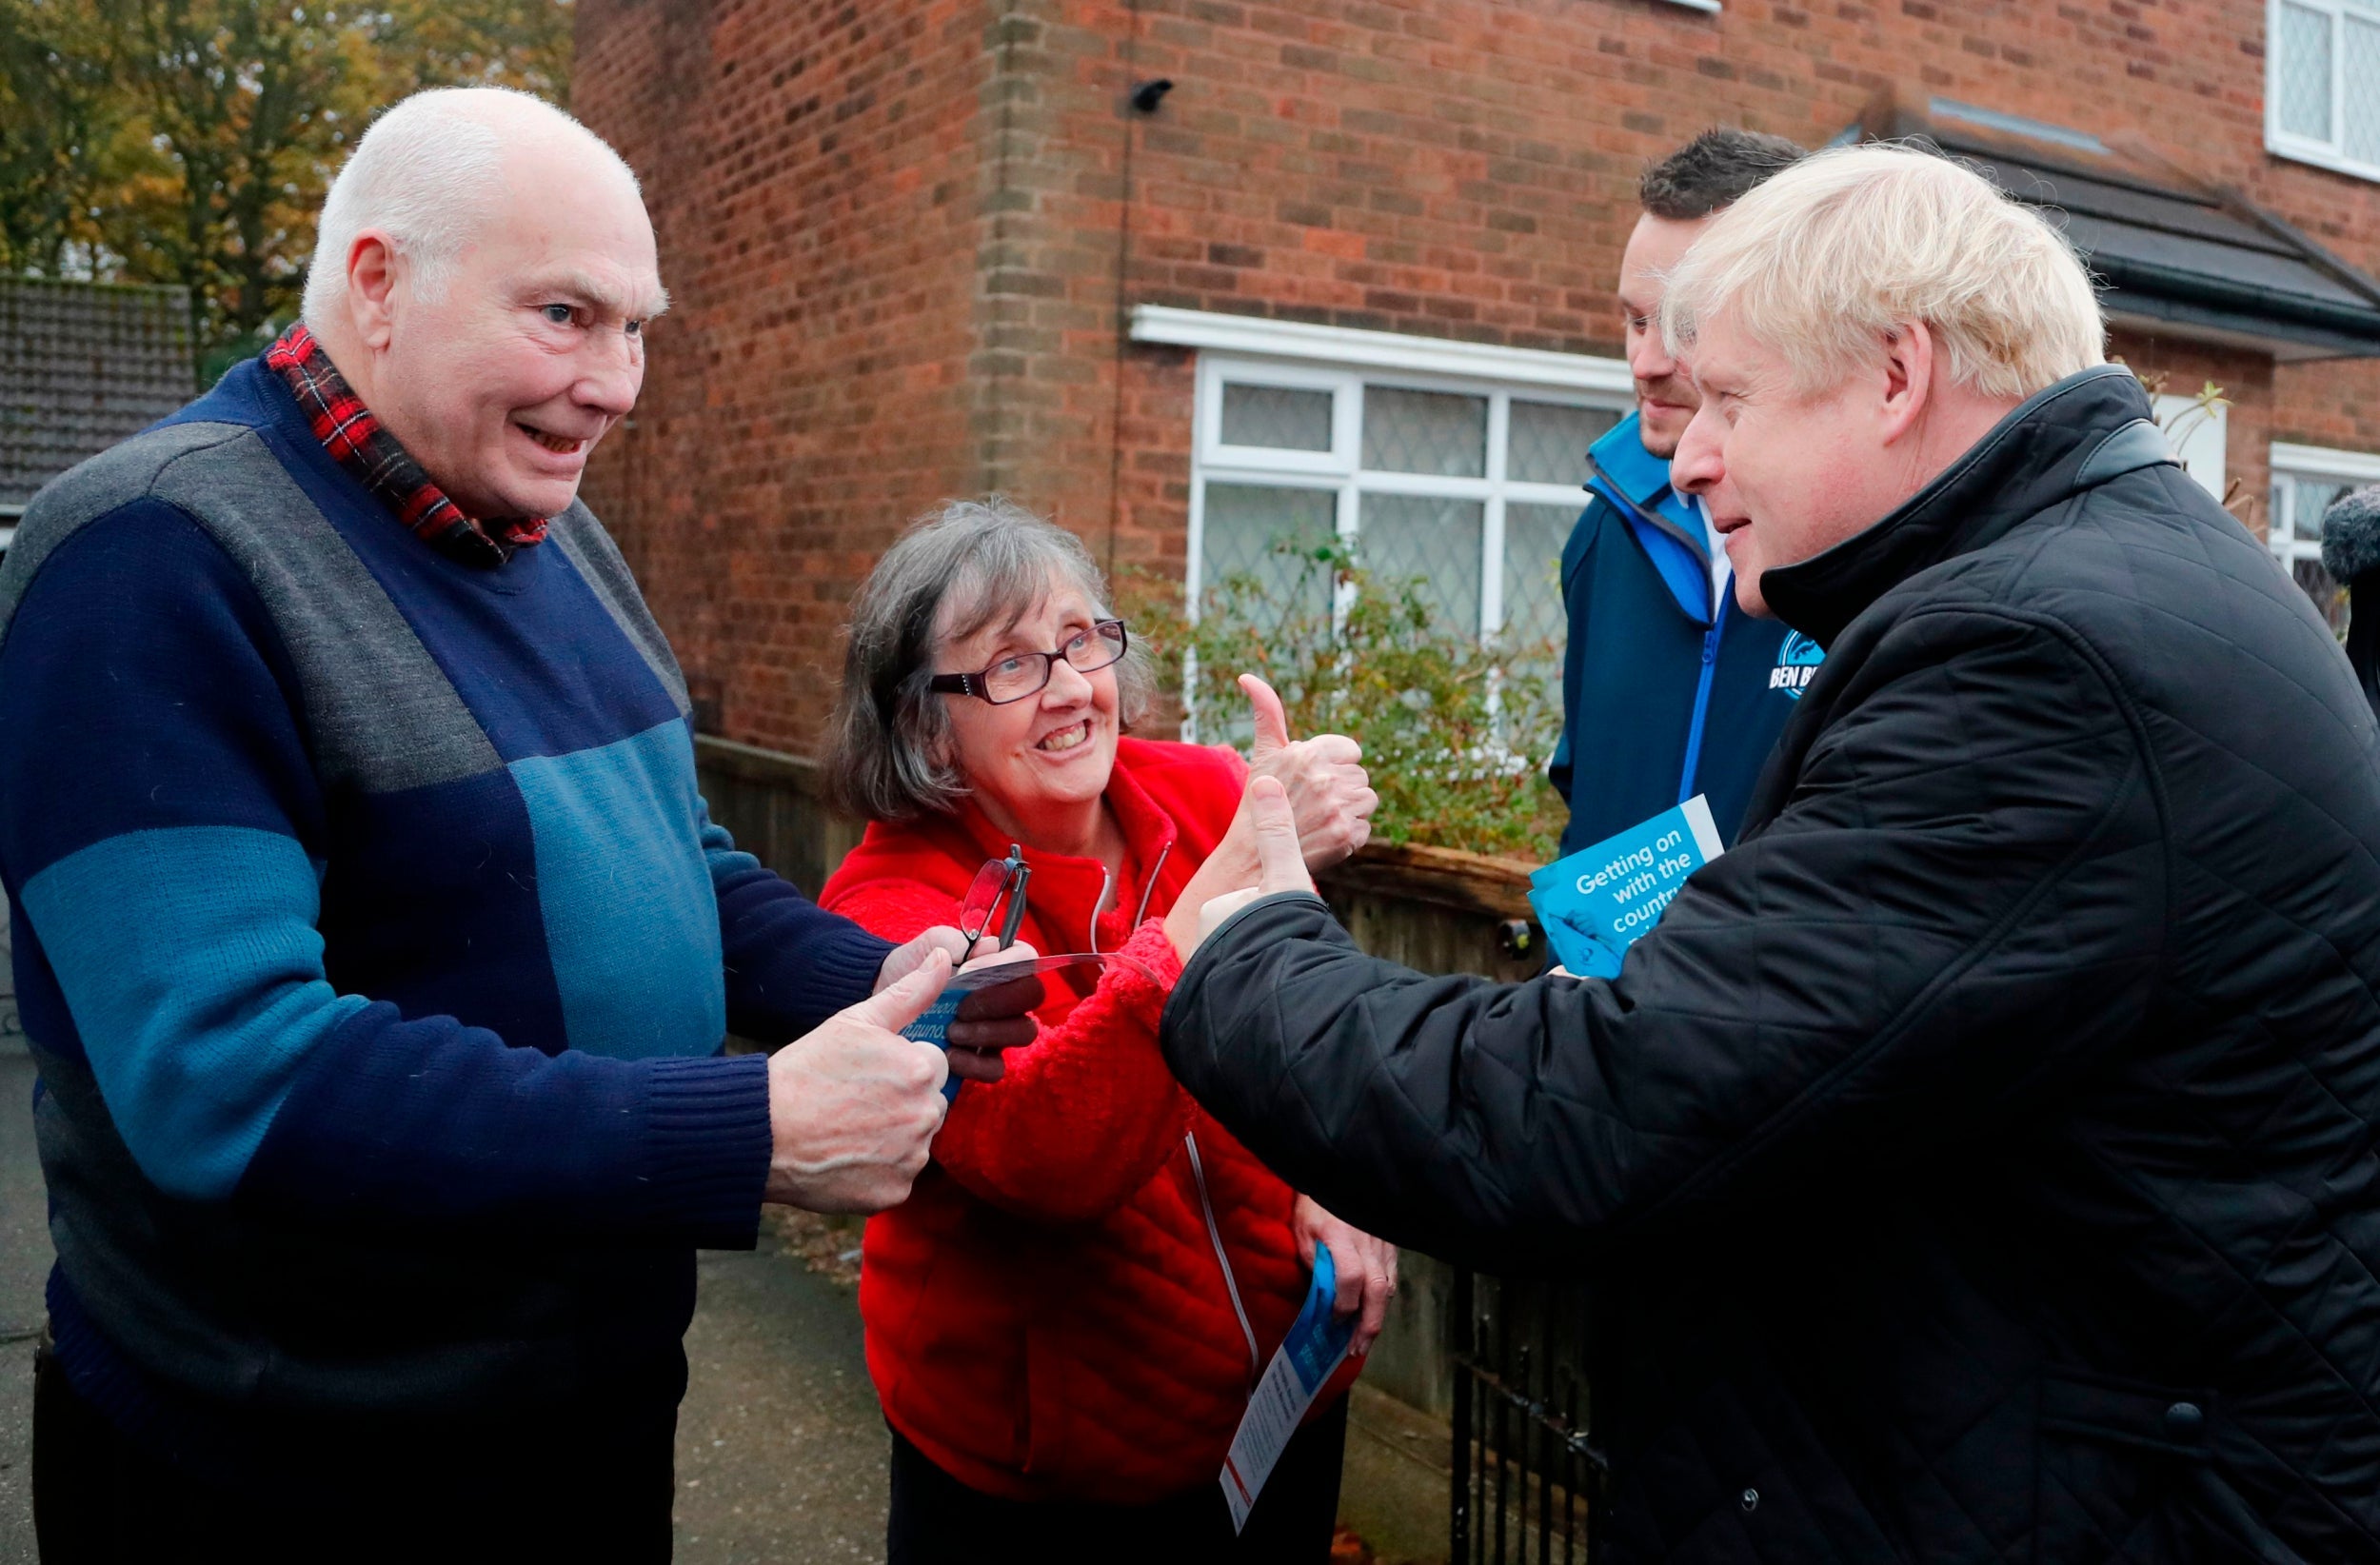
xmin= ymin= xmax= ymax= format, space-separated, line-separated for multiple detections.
xmin=1162 ymin=366 xmax=2380 ymax=1562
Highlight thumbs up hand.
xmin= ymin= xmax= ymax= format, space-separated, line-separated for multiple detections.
xmin=1167 ymin=776 xmax=1316 ymax=962
xmin=1245 ymin=670 xmax=1295 ymax=763
xmin=765 ymin=953 xmax=959 ymax=1213
xmin=1236 ymin=674 xmax=1377 ymax=873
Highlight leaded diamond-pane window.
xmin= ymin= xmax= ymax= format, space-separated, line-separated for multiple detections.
xmin=2271 ymin=0 xmax=2380 ymax=182
xmin=1361 ymin=494 xmax=1485 ymax=638
xmin=2344 ymin=13 xmax=2380 ymax=162
xmin=1190 ymin=357 xmax=1627 ymax=673
xmin=1502 ymin=502 xmax=1577 ymax=652
xmin=1200 ymin=484 xmax=1337 ymax=628
xmin=1508 ymin=402 xmax=1617 ymax=487
xmin=1363 ymin=387 xmax=1487 ymax=478
xmin=2279 ymin=2 xmax=2335 ymax=138
xmin=1220 ymin=384 xmax=1333 ymax=452
xmin=2270 ymin=457 xmax=2377 ymax=638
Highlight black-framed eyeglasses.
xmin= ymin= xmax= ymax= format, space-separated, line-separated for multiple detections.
xmin=961 ymin=843 xmax=1031 ymax=950
xmin=928 ymin=620 xmax=1128 ymax=705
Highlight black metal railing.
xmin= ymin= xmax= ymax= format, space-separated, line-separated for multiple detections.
xmin=1450 ymin=1269 xmax=1606 ymax=1564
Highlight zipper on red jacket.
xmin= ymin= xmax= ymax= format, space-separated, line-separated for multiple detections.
xmin=1087 ymin=840 xmax=1172 ymax=957
xmin=1183 ymin=1130 xmax=1262 ymax=1389
xmin=1087 ymin=865 xmax=1113 ymax=957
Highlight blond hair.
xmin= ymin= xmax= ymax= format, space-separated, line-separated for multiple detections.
xmin=1660 ymin=144 xmax=2105 ymax=401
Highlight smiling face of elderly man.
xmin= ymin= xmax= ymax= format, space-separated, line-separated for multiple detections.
xmin=306 ymin=94 xmax=667 ymax=522
xmin=1661 ymin=148 xmax=2106 ymax=617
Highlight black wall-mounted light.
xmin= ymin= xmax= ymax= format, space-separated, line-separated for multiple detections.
xmin=1130 ymin=78 xmax=1174 ymax=114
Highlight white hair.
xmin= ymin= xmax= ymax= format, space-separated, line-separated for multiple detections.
xmin=1661 ymin=144 xmax=2106 ymax=402
xmin=301 ymin=87 xmax=644 ymax=327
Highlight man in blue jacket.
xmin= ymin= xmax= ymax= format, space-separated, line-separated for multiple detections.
xmin=1550 ymin=129 xmax=1811 ymax=854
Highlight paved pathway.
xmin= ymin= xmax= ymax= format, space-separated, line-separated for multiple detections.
xmin=674 ymin=1241 xmax=889 ymax=1561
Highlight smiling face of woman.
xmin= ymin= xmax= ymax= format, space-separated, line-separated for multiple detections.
xmin=936 ymin=574 xmax=1122 ymax=844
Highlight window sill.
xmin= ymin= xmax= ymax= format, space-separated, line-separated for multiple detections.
xmin=2272 ymin=441 xmax=2380 ymax=484
xmin=2267 ymin=134 xmax=2380 ymax=187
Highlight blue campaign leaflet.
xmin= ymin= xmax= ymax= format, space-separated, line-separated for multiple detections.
xmin=902 ymin=952 xmax=1156 ymax=1100
xmin=1220 ymin=1241 xmax=1355 ymax=1532
xmin=1528 ymin=796 xmax=1725 ymax=977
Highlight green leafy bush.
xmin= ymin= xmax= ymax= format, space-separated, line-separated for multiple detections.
xmin=1121 ymin=540 xmax=1565 ymax=861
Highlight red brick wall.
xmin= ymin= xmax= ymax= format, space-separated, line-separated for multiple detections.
xmin=573 ymin=0 xmax=2380 ymax=753
xmin=1054 ymin=0 xmax=2380 ymax=544
xmin=573 ymin=0 xmax=1002 ymax=752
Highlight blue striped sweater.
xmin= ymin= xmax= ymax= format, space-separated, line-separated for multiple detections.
xmin=0 ymin=357 xmax=890 ymax=1459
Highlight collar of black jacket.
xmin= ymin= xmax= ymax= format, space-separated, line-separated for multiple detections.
xmin=1756 ymin=365 xmax=2167 ymax=648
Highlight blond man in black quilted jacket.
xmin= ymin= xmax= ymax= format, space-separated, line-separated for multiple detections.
xmin=1163 ymin=145 xmax=2380 ymax=1563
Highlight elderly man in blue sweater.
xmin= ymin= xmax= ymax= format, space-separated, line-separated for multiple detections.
xmin=0 ymin=87 xmax=1036 ymax=1558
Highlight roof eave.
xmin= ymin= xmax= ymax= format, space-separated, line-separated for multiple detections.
xmin=2092 ymin=254 xmax=2380 ymax=362
xmin=1850 ymin=104 xmax=2380 ymax=364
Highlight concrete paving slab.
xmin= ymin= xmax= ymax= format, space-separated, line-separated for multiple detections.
xmin=673 ymin=1236 xmax=888 ymax=1563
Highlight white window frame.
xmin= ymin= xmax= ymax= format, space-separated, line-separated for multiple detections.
xmin=2153 ymin=393 xmax=2230 ymax=499
xmin=1137 ymin=308 xmax=1634 ymax=644
xmin=2271 ymin=441 xmax=2380 ymax=579
xmin=2267 ymin=0 xmax=2380 ymax=184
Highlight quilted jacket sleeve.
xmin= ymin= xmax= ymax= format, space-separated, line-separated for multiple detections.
xmin=830 ymin=876 xmax=1193 ymax=1224
xmin=1160 ymin=604 xmax=2171 ymax=1275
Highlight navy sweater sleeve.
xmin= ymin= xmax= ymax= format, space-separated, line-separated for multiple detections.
xmin=0 ymin=504 xmax=769 ymax=1243
xmin=700 ymin=817 xmax=893 ymax=1047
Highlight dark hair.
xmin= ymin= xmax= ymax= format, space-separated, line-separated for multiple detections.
xmin=1638 ymin=128 xmax=1809 ymax=221
xmin=823 ymin=496 xmax=1152 ymax=822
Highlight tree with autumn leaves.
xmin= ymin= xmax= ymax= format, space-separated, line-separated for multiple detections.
xmin=0 ymin=0 xmax=570 ymax=381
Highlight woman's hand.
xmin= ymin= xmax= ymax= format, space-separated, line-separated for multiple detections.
xmin=1240 ymin=674 xmax=1377 ymax=873
xmin=1162 ymin=676 xmax=1372 ymax=962
xmin=1293 ymin=1194 xmax=1398 ymax=1357
xmin=875 ymin=928 xmax=1044 ymax=1083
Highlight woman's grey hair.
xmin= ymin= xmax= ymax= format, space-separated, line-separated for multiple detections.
xmin=825 ymin=497 xmax=1154 ymax=821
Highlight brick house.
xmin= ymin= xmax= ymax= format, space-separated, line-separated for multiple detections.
xmin=572 ymin=0 xmax=2380 ymax=763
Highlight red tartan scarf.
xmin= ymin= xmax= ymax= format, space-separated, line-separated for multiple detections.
xmin=265 ymin=323 xmax=549 ymax=567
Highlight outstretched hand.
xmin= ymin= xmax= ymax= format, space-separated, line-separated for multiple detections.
xmin=1165 ymin=774 xmax=1316 ymax=962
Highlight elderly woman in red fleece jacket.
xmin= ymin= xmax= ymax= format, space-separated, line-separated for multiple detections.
xmin=818 ymin=497 xmax=1397 ymax=1565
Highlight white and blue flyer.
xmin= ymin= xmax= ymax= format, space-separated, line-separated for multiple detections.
xmin=1219 ymin=1242 xmax=1356 ymax=1532
xmin=902 ymin=952 xmax=1156 ymax=1100
xmin=1527 ymin=795 xmax=1725 ymax=978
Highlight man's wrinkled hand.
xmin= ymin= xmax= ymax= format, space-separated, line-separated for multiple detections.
xmin=766 ymin=953 xmax=955 ymax=1213
xmin=1241 ymin=674 xmax=1377 ymax=872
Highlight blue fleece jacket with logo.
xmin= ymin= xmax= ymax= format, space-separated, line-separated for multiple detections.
xmin=0 ymin=357 xmax=891 ymax=1461
xmin=1547 ymin=414 xmax=1821 ymax=856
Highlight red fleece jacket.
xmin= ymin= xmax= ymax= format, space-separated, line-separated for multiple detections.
xmin=819 ymin=738 xmax=1345 ymax=1503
